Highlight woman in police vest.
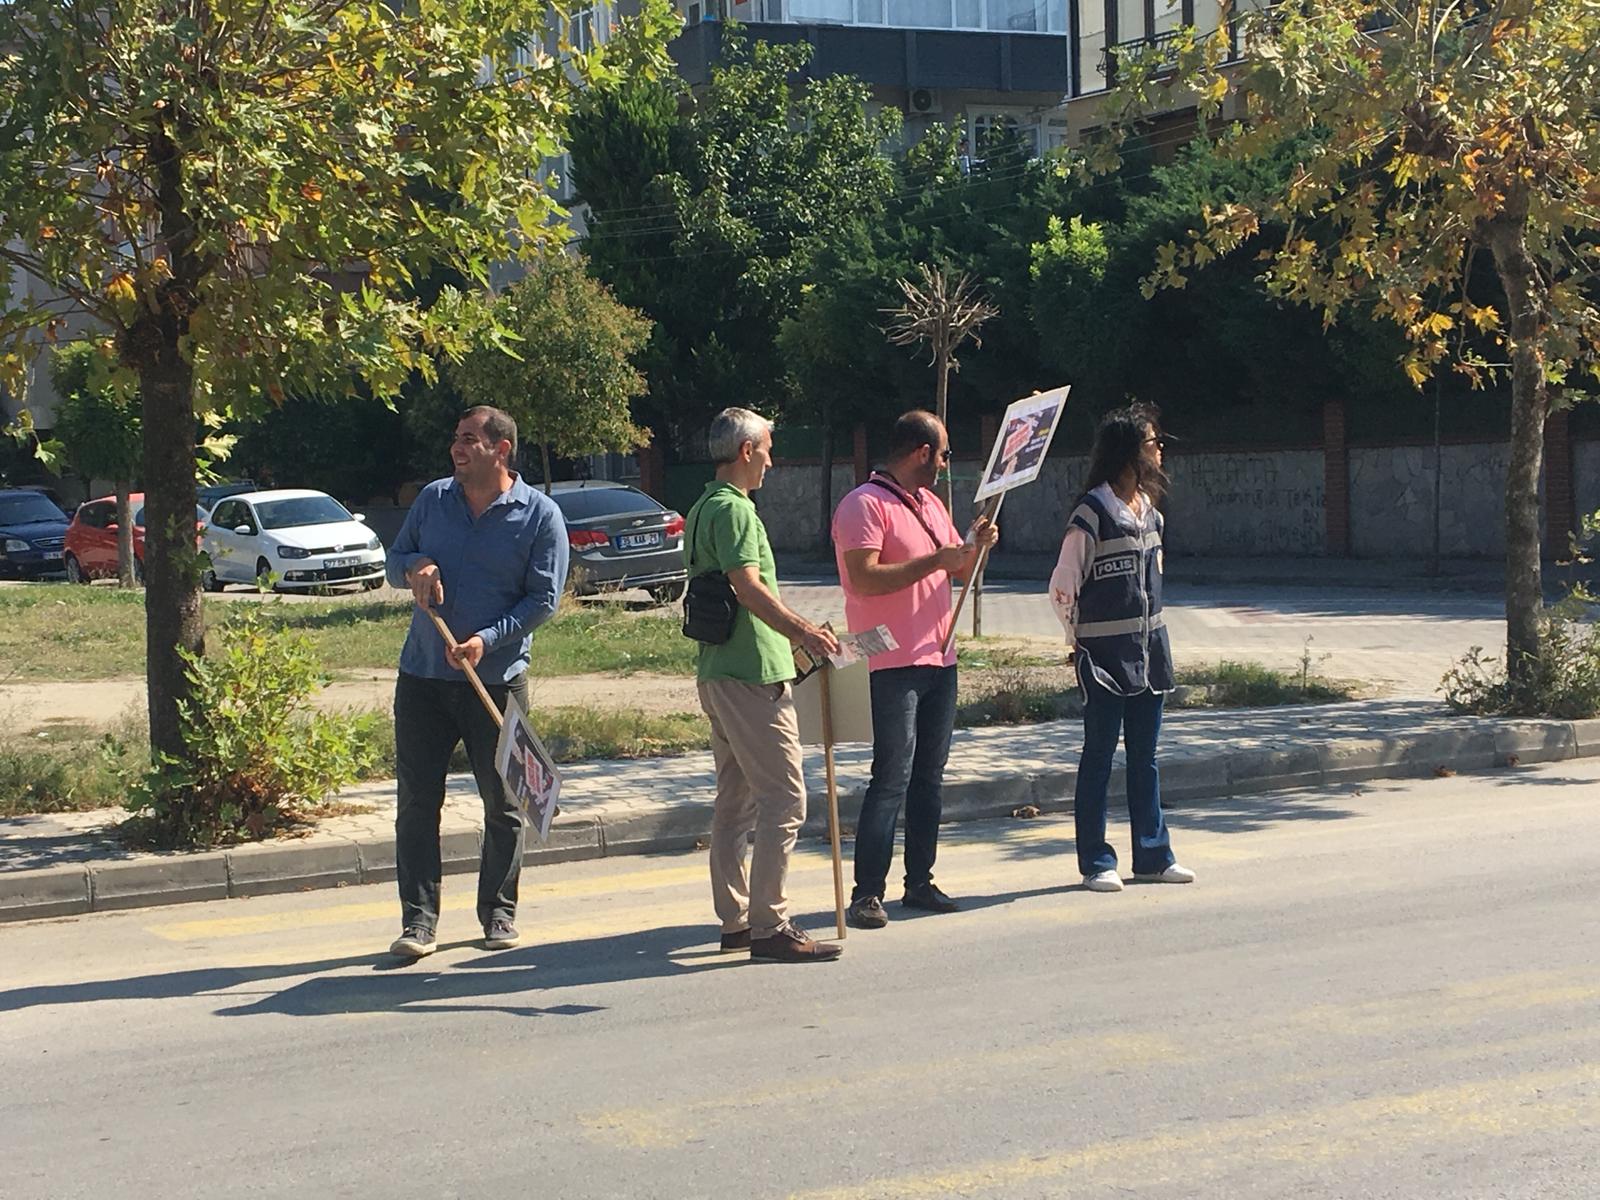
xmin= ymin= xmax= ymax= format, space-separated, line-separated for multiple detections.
xmin=1048 ymin=405 xmax=1195 ymax=893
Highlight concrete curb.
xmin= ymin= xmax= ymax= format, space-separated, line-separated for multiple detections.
xmin=4 ymin=717 xmax=1598 ymax=922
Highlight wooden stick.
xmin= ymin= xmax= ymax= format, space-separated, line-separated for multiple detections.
xmin=426 ymin=608 xmax=503 ymax=729
xmin=942 ymin=492 xmax=1005 ymax=655
xmin=819 ymin=664 xmax=847 ymax=941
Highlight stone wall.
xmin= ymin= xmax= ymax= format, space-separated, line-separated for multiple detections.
xmin=704 ymin=439 xmax=1599 ymax=559
xmin=753 ymin=465 xmax=858 ymax=553
xmin=1348 ymin=444 xmax=1518 ymax=559
xmin=1164 ymin=451 xmax=1326 ymax=557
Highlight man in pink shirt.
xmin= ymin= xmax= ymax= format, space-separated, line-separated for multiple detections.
xmin=832 ymin=410 xmax=998 ymax=929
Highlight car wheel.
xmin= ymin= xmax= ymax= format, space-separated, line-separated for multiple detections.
xmin=201 ymin=568 xmax=222 ymax=593
xmin=64 ymin=554 xmax=89 ymax=585
xmin=649 ymin=581 xmax=686 ymax=606
xmin=255 ymin=557 xmax=276 ymax=593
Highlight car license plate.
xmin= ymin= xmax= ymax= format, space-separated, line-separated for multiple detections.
xmin=617 ymin=532 xmax=662 ymax=551
xmin=43 ymin=552 xmax=63 ymax=562
xmin=325 ymin=555 xmax=360 ymax=568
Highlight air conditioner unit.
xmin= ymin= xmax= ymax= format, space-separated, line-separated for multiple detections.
xmin=908 ymin=87 xmax=942 ymax=115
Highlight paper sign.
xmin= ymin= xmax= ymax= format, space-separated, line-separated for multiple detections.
xmin=794 ymin=658 xmax=875 ymax=747
xmin=973 ymin=385 xmax=1071 ymax=504
xmin=494 ymin=696 xmax=563 ymax=844
xmin=827 ymin=624 xmax=899 ymax=669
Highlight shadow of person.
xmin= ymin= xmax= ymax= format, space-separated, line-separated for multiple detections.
xmin=0 ymin=950 xmax=395 ymax=1015
xmin=214 ymin=922 xmax=743 ymax=1019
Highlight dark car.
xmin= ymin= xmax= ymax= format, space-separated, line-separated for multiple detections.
xmin=551 ymin=481 xmax=686 ymax=605
xmin=197 ymin=479 xmax=258 ymax=512
xmin=0 ymin=489 xmax=71 ymax=580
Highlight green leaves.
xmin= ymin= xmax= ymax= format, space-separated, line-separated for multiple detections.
xmin=446 ymin=253 xmax=652 ymax=477
xmin=0 ymin=0 xmax=675 ymax=416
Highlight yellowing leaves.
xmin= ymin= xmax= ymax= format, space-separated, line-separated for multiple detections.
xmin=300 ymin=181 xmax=324 ymax=202
xmin=105 ymin=272 xmax=137 ymax=309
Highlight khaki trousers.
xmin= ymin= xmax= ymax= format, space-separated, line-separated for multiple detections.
xmin=696 ymin=678 xmax=807 ymax=939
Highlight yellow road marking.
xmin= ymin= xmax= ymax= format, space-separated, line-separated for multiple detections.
xmin=147 ymin=862 xmax=714 ymax=941
xmin=786 ymin=1064 xmax=1600 ymax=1200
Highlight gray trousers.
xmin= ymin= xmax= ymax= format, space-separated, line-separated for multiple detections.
xmin=394 ymin=671 xmax=527 ymax=934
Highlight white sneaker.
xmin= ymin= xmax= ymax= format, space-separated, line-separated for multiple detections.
xmin=1134 ymin=864 xmax=1196 ymax=884
xmin=1083 ymin=870 xmax=1125 ymax=892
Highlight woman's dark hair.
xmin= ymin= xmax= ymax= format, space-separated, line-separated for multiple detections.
xmin=1077 ymin=403 xmax=1168 ymax=506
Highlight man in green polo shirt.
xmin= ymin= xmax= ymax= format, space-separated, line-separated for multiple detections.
xmin=686 ymin=407 xmax=843 ymax=964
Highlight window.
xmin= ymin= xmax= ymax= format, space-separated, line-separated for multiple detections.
xmin=131 ymin=504 xmax=207 ymax=528
xmin=0 ymin=493 xmax=68 ymax=526
xmin=211 ymin=500 xmax=242 ymax=529
xmin=78 ymin=502 xmax=112 ymax=529
xmin=551 ymin=486 xmax=665 ymax=521
xmin=971 ymin=111 xmax=1041 ymax=159
xmin=791 ymin=0 xmax=854 ymax=20
xmin=254 ymin=496 xmax=354 ymax=530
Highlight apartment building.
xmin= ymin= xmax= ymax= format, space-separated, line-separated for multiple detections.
xmin=670 ymin=0 xmax=1074 ymax=158
xmin=668 ymin=0 xmax=1245 ymax=159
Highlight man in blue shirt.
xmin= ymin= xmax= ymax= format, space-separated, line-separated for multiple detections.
xmin=384 ymin=405 xmax=569 ymax=958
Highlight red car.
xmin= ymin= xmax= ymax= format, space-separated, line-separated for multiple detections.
xmin=63 ymin=493 xmax=206 ymax=584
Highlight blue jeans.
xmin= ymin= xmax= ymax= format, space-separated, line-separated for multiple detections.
xmin=852 ymin=665 xmax=958 ymax=902
xmin=1073 ymin=671 xmax=1175 ymax=878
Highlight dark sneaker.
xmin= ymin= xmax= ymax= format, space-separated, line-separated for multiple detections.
xmin=750 ymin=925 xmax=843 ymax=963
xmin=389 ymin=926 xmax=436 ymax=958
xmin=719 ymin=928 xmax=752 ymax=952
xmin=847 ymin=895 xmax=889 ymax=930
xmin=901 ymin=882 xmax=960 ymax=914
xmin=483 ymin=918 xmax=521 ymax=950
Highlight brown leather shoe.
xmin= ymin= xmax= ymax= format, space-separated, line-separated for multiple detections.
xmin=719 ymin=928 xmax=751 ymax=952
xmin=750 ymin=925 xmax=843 ymax=963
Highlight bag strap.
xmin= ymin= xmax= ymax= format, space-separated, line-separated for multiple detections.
xmin=867 ymin=474 xmax=945 ymax=551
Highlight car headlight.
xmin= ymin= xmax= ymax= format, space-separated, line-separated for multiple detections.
xmin=366 ymin=536 xmax=381 ymax=551
xmin=2 ymin=538 xmax=27 ymax=554
xmin=276 ymin=545 xmax=310 ymax=560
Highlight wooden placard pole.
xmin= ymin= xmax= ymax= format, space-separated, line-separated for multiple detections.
xmin=942 ymin=492 xmax=1005 ymax=656
xmin=818 ymin=663 xmax=848 ymax=940
xmin=427 ymin=608 xmax=503 ymax=728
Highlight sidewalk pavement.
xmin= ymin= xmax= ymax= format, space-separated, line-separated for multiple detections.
xmin=5 ymin=700 xmax=1597 ymax=923
xmin=784 ymin=552 xmax=1598 ymax=596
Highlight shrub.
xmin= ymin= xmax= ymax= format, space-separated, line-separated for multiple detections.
xmin=1442 ymin=602 xmax=1600 ymax=719
xmin=124 ymin=607 xmax=378 ymax=848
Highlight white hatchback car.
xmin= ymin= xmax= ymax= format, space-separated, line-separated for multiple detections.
xmin=201 ymin=489 xmax=386 ymax=592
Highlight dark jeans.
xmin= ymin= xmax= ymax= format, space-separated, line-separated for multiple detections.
xmin=1073 ymin=671 xmax=1175 ymax=878
xmin=852 ymin=665 xmax=959 ymax=902
xmin=394 ymin=671 xmax=528 ymax=934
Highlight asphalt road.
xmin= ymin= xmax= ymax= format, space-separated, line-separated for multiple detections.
xmin=3 ymin=761 xmax=1597 ymax=1199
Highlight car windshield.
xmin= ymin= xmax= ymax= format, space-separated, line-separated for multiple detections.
xmin=0 ymin=494 xmax=68 ymax=526
xmin=553 ymin=488 xmax=663 ymax=521
xmin=132 ymin=505 xmax=207 ymax=526
xmin=254 ymin=496 xmax=353 ymax=530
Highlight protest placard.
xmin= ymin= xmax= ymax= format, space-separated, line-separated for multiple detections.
xmin=494 ymin=695 xmax=563 ymax=844
xmin=973 ymin=385 xmax=1070 ymax=504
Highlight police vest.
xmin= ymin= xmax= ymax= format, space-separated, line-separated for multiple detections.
xmin=1067 ymin=488 xmax=1174 ymax=696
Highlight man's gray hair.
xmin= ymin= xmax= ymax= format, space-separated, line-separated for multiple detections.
xmin=707 ymin=407 xmax=772 ymax=465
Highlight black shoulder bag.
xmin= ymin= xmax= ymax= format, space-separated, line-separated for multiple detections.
xmin=681 ymin=505 xmax=740 ymax=645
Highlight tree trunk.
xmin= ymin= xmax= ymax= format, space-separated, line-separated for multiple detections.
xmin=138 ymin=351 xmax=203 ymax=763
xmin=818 ymin=404 xmax=835 ymax=556
xmin=540 ymin=441 xmax=555 ymax=495
xmin=115 ymin=481 xmax=136 ymax=588
xmin=1485 ymin=200 xmax=1548 ymax=692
